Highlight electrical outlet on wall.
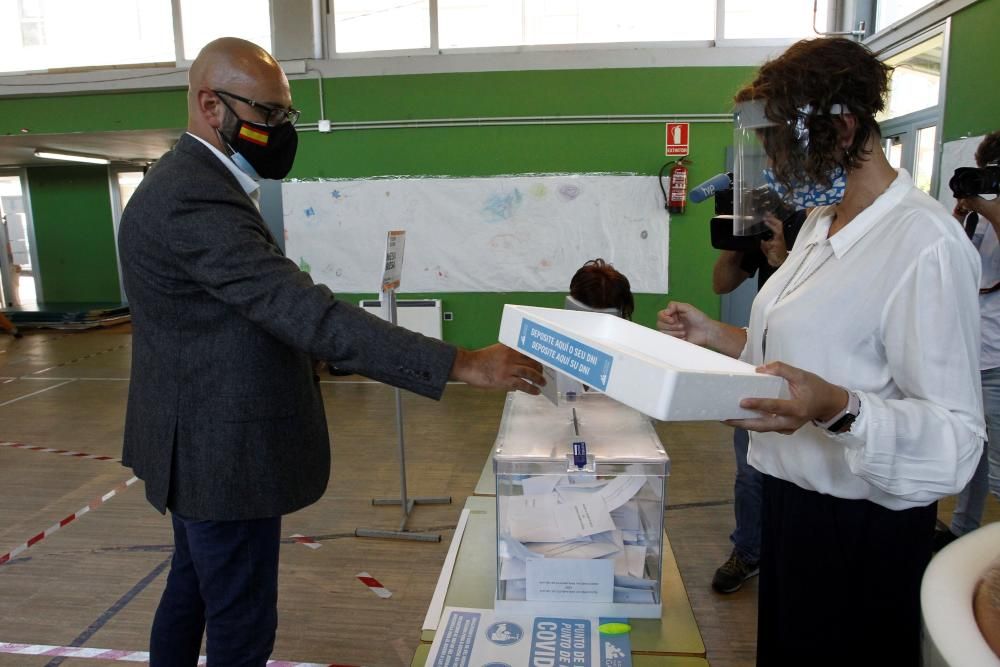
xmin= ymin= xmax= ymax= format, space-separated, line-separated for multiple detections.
xmin=443 ymin=312 xmax=454 ymax=321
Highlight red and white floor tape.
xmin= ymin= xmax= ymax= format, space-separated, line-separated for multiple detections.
xmin=291 ymin=534 xmax=322 ymax=550
xmin=0 ymin=642 xmax=359 ymax=666
xmin=356 ymin=572 xmax=392 ymax=598
xmin=0 ymin=476 xmax=139 ymax=565
xmin=0 ymin=440 xmax=121 ymax=462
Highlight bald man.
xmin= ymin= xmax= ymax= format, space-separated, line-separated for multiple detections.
xmin=118 ymin=38 xmax=543 ymax=665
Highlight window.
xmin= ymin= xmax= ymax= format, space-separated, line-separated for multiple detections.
xmin=334 ymin=0 xmax=431 ymax=53
xmin=878 ymin=32 xmax=943 ymax=121
xmin=0 ymin=0 xmax=174 ymax=73
xmin=878 ymin=26 xmax=947 ymax=198
xmin=913 ymin=125 xmax=936 ymax=194
xmin=884 ymin=136 xmax=904 ymax=169
xmin=334 ymin=0 xmax=824 ymax=54
xmin=19 ymin=0 xmax=46 ymax=48
xmin=724 ymin=0 xmax=829 ymax=39
xmin=0 ymin=0 xmax=272 ymax=73
xmin=875 ymin=0 xmax=932 ymax=31
xmin=438 ymin=0 xmax=714 ymax=49
xmin=180 ymin=0 xmax=272 ymax=60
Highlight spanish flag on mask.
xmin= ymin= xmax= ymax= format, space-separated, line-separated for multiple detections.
xmin=238 ymin=123 xmax=269 ymax=147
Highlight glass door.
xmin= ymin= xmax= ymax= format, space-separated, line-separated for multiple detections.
xmin=109 ymin=168 xmax=145 ymax=302
xmin=881 ymin=112 xmax=940 ymax=195
xmin=0 ymin=172 xmax=39 ymax=308
xmin=878 ymin=27 xmax=947 ymax=196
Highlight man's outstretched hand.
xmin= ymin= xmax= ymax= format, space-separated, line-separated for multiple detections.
xmin=450 ymin=344 xmax=546 ymax=394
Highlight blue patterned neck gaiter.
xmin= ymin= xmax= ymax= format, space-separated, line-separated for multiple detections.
xmin=763 ymin=166 xmax=847 ymax=209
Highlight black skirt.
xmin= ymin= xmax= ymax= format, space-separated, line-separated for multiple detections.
xmin=757 ymin=474 xmax=936 ymax=666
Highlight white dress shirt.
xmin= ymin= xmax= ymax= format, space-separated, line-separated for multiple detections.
xmin=186 ymin=132 xmax=260 ymax=207
xmin=742 ymin=169 xmax=986 ymax=510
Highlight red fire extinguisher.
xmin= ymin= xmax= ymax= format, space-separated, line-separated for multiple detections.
xmin=666 ymin=157 xmax=689 ymax=215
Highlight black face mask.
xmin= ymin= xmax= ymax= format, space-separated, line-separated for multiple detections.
xmin=221 ymin=114 xmax=298 ymax=180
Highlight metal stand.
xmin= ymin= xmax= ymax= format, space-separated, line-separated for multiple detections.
xmin=355 ymin=288 xmax=451 ymax=542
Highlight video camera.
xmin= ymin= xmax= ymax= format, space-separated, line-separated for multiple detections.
xmin=950 ymin=163 xmax=1000 ymax=199
xmin=689 ymin=172 xmax=801 ymax=251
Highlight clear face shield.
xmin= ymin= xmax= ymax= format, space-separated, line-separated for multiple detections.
xmin=732 ymin=99 xmax=851 ymax=236
xmin=732 ymin=99 xmax=785 ymax=237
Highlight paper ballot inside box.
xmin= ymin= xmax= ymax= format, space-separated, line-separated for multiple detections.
xmin=498 ymin=304 xmax=786 ymax=421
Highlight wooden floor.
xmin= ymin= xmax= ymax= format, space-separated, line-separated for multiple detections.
xmin=0 ymin=326 xmax=996 ymax=666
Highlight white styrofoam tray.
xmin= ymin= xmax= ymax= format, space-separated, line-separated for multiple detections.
xmin=498 ymin=304 xmax=786 ymax=421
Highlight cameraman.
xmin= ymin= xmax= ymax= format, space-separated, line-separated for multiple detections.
xmin=714 ymin=213 xmax=802 ymax=293
xmin=936 ymin=130 xmax=1000 ymax=549
xmin=710 ymin=210 xmax=805 ymax=595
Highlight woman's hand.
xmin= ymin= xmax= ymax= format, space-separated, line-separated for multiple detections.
xmin=958 ymin=195 xmax=1000 ymax=227
xmin=656 ymin=301 xmax=715 ymax=347
xmin=725 ymin=361 xmax=849 ymax=434
xmin=656 ymin=301 xmax=747 ymax=358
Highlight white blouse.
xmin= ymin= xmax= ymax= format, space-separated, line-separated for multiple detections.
xmin=742 ymin=170 xmax=987 ymax=510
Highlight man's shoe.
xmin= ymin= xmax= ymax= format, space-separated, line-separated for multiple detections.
xmin=712 ymin=550 xmax=759 ymax=594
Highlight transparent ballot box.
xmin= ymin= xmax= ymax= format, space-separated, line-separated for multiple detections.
xmin=493 ymin=391 xmax=669 ymax=618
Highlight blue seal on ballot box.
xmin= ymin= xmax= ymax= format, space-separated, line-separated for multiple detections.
xmin=486 ymin=622 xmax=524 ymax=646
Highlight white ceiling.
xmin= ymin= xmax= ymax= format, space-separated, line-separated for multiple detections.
xmin=0 ymin=128 xmax=182 ymax=168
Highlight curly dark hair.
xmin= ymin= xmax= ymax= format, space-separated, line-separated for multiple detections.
xmin=976 ymin=131 xmax=1000 ymax=167
xmin=735 ymin=37 xmax=892 ymax=192
xmin=570 ymin=259 xmax=634 ymax=320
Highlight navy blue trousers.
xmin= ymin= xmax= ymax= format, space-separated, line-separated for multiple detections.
xmin=150 ymin=513 xmax=281 ymax=666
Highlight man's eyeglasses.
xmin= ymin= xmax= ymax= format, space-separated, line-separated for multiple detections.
xmin=214 ymin=90 xmax=301 ymax=127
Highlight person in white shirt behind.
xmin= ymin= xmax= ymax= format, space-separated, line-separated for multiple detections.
xmin=657 ymin=37 xmax=984 ymax=666
xmin=936 ymin=131 xmax=1000 ymax=550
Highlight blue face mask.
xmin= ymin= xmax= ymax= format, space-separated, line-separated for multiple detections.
xmin=763 ymin=166 xmax=847 ymax=209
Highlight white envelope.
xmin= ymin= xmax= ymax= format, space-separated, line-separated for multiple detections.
xmin=508 ymin=497 xmax=616 ymax=543
xmin=611 ymin=500 xmax=641 ymax=531
xmin=599 ymin=475 xmax=647 ymax=512
xmin=521 ymin=475 xmax=564 ymax=496
xmin=526 ymin=558 xmax=614 ymax=602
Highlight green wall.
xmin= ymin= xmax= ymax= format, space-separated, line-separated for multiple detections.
xmin=4 ymin=66 xmax=751 ymax=343
xmin=942 ymin=0 xmax=1000 ymax=142
xmin=292 ymin=68 xmax=750 ymax=346
xmin=27 ymin=165 xmax=120 ymax=303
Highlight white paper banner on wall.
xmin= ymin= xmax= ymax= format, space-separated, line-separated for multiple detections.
xmin=282 ymin=175 xmax=668 ymax=293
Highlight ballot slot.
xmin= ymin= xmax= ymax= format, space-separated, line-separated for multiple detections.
xmin=493 ymin=391 xmax=669 ymax=619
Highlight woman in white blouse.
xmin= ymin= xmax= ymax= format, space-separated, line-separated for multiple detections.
xmin=659 ymin=38 xmax=985 ymax=665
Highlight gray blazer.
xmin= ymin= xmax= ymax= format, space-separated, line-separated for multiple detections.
xmin=118 ymin=134 xmax=457 ymax=520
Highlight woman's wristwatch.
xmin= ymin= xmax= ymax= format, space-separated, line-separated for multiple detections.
xmin=813 ymin=390 xmax=861 ymax=433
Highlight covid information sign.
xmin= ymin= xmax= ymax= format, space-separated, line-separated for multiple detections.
xmin=427 ymin=607 xmax=632 ymax=667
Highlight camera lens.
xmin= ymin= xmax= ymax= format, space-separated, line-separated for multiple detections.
xmin=950 ymin=166 xmax=1000 ymax=199
xmin=950 ymin=169 xmax=983 ymax=199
